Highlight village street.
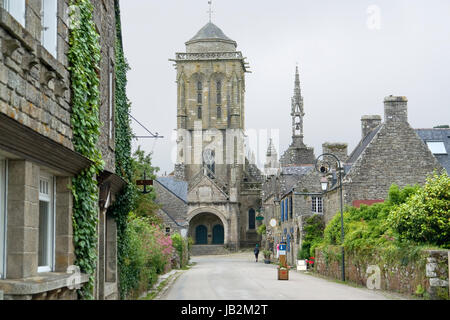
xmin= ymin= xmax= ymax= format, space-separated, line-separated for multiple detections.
xmin=158 ymin=252 xmax=409 ymax=300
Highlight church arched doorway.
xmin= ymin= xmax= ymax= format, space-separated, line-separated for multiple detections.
xmin=189 ymin=211 xmax=226 ymax=246
xmin=212 ymin=224 xmax=224 ymax=244
xmin=195 ymin=225 xmax=208 ymax=244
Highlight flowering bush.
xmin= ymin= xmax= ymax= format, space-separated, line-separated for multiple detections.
xmin=306 ymin=257 xmax=315 ymax=268
xmin=123 ymin=213 xmax=174 ymax=298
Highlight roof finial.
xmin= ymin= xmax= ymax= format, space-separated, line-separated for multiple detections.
xmin=207 ymin=1 xmax=214 ymax=23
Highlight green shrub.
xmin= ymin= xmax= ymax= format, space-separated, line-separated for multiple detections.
xmin=257 ymin=224 xmax=266 ymax=235
xmin=121 ymin=213 xmax=174 ymax=299
xmin=299 ymin=214 xmax=325 ymax=258
xmin=387 ymin=171 xmax=450 ymax=248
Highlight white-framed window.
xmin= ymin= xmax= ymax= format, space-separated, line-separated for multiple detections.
xmin=312 ymin=196 xmax=323 ymax=213
xmin=41 ymin=0 xmax=58 ymax=57
xmin=426 ymin=141 xmax=447 ymax=155
xmin=0 ymin=158 xmax=7 ymax=279
xmin=38 ymin=173 xmax=55 ymax=273
xmin=3 ymin=0 xmax=26 ymax=26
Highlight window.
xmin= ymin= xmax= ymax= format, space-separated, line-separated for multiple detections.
xmin=38 ymin=173 xmax=55 ymax=273
xmin=248 ymin=209 xmax=255 ymax=230
xmin=3 ymin=0 xmax=25 ymax=26
xmin=197 ymin=81 xmax=202 ymax=104
xmin=217 ymin=106 xmax=222 ymax=119
xmin=41 ymin=0 xmax=58 ymax=57
xmin=216 ymin=81 xmax=222 ymax=104
xmin=285 ymin=199 xmax=288 ymax=221
xmin=426 ymin=141 xmax=447 ymax=154
xmin=0 ymin=159 xmax=6 ymax=279
xmin=197 ymin=106 xmax=202 ymax=119
xmin=280 ymin=201 xmax=284 ymax=222
xmin=289 ymin=196 xmax=293 ymax=219
xmin=108 ymin=60 xmax=115 ymax=142
xmin=312 ymin=196 xmax=323 ymax=213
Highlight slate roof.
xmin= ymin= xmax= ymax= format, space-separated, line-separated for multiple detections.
xmin=156 ymin=177 xmax=188 ymax=203
xmin=187 ymin=22 xmax=235 ymax=43
xmin=347 ymin=125 xmax=382 ymax=164
xmin=415 ymin=128 xmax=450 ymax=173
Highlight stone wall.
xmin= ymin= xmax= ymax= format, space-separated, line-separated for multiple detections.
xmin=92 ymin=0 xmax=116 ymax=172
xmin=314 ymin=246 xmax=449 ymax=300
xmin=0 ymin=1 xmax=73 ymax=150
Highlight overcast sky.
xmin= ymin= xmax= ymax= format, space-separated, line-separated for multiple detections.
xmin=120 ymin=0 xmax=450 ymax=175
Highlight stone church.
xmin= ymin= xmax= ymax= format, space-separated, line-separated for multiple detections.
xmin=156 ymin=21 xmax=263 ymax=251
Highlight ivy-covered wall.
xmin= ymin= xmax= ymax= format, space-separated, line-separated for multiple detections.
xmin=68 ymin=0 xmax=104 ymax=299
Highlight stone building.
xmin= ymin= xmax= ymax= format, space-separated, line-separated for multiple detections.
xmin=324 ymin=96 xmax=444 ymax=223
xmin=262 ymin=67 xmax=324 ymax=265
xmin=153 ymin=176 xmax=189 ymax=236
xmin=164 ymin=21 xmax=262 ymax=251
xmin=0 ymin=0 xmax=124 ymax=300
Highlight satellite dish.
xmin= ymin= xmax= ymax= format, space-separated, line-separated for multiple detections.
xmin=270 ymin=219 xmax=277 ymax=227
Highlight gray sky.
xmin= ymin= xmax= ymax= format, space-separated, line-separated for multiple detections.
xmin=121 ymin=0 xmax=450 ymax=175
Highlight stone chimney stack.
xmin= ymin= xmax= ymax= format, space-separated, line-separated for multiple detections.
xmin=322 ymin=142 xmax=348 ymax=163
xmin=384 ymin=96 xmax=408 ymax=123
xmin=361 ymin=115 xmax=382 ymax=138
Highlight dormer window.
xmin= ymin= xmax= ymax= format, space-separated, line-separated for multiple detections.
xmin=426 ymin=141 xmax=447 ymax=154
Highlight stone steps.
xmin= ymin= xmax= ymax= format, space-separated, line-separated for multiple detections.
xmin=191 ymin=245 xmax=230 ymax=256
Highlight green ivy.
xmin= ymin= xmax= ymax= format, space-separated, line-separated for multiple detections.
xmin=68 ymin=0 xmax=103 ymax=299
xmin=108 ymin=0 xmax=139 ymax=299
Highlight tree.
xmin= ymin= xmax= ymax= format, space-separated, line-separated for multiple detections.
xmin=131 ymin=146 xmax=162 ymax=223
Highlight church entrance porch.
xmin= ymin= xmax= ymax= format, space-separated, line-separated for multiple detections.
xmin=189 ymin=212 xmax=225 ymax=245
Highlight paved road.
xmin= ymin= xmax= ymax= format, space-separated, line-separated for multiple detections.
xmin=159 ymin=252 xmax=408 ymax=300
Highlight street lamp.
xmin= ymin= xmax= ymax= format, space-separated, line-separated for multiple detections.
xmin=315 ymin=153 xmax=346 ymax=282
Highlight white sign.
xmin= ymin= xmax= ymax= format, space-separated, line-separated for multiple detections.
xmin=279 ymin=250 xmax=286 ymax=255
xmin=270 ymin=219 xmax=277 ymax=227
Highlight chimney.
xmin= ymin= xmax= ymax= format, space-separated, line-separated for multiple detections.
xmin=361 ymin=115 xmax=382 ymax=138
xmin=322 ymin=142 xmax=348 ymax=163
xmin=384 ymin=95 xmax=408 ymax=123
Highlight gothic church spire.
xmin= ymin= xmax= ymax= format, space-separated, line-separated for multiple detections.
xmin=291 ymin=66 xmax=305 ymax=145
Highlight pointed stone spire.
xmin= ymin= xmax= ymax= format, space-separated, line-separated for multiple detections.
xmin=291 ymin=66 xmax=304 ymax=145
xmin=264 ymin=138 xmax=280 ymax=176
xmin=266 ymin=138 xmax=277 ymax=157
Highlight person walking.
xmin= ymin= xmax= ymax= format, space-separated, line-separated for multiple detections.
xmin=254 ymin=244 xmax=260 ymax=262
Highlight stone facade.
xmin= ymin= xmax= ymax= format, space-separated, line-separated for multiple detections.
xmin=324 ymin=96 xmax=443 ymax=223
xmin=162 ymin=21 xmax=262 ymax=251
xmin=261 ymin=68 xmax=325 ymax=266
xmin=0 ymin=0 xmax=122 ymax=300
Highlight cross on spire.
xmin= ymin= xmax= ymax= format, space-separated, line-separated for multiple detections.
xmin=207 ymin=1 xmax=214 ymax=22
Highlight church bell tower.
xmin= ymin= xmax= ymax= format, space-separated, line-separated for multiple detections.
xmin=171 ymin=21 xmax=250 ymax=186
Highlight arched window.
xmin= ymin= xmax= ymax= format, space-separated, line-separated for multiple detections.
xmin=197 ymin=81 xmax=202 ymax=104
xmin=197 ymin=106 xmax=202 ymax=119
xmin=248 ymin=208 xmax=256 ymax=230
xmin=216 ymin=80 xmax=222 ymax=105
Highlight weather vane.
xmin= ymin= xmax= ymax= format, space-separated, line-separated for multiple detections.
xmin=207 ymin=1 xmax=214 ymax=22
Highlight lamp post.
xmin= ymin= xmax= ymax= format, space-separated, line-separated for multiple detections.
xmin=315 ymin=153 xmax=346 ymax=282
